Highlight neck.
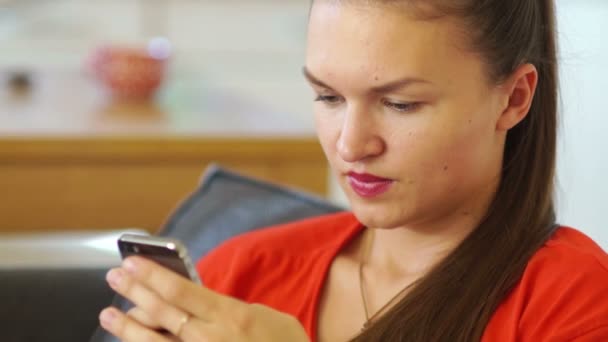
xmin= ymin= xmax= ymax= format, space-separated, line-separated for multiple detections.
xmin=360 ymin=174 xmax=499 ymax=281
xmin=368 ymin=225 xmax=468 ymax=279
xmin=362 ymin=202 xmax=489 ymax=281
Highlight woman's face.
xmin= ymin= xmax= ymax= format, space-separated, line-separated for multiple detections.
xmin=305 ymin=2 xmax=509 ymax=230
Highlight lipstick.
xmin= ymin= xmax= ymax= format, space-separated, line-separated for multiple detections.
xmin=347 ymin=172 xmax=393 ymax=198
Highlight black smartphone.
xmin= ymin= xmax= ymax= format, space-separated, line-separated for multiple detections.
xmin=117 ymin=234 xmax=202 ymax=285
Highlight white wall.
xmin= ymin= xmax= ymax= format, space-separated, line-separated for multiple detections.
xmin=555 ymin=0 xmax=608 ymax=249
xmin=0 ymin=1 xmax=315 ymax=133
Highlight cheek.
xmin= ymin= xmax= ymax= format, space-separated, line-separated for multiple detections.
xmin=402 ymin=115 xmax=493 ymax=181
xmin=428 ymin=118 xmax=499 ymax=188
xmin=314 ymin=111 xmax=340 ymax=160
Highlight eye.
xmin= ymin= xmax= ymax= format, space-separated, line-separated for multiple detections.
xmin=382 ymin=100 xmax=422 ymax=113
xmin=314 ymin=95 xmax=344 ymax=106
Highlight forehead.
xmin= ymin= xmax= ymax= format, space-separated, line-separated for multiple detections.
xmin=305 ymin=2 xmax=477 ymax=87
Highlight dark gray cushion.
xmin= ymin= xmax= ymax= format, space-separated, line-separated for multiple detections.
xmin=89 ymin=165 xmax=342 ymax=341
xmin=0 ymin=268 xmax=114 ymax=342
xmin=160 ymin=164 xmax=343 ymax=258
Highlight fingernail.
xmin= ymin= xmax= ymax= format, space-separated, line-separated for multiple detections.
xmin=123 ymin=258 xmax=137 ymax=274
xmin=99 ymin=308 xmax=116 ymax=327
xmin=106 ymin=269 xmax=123 ymax=287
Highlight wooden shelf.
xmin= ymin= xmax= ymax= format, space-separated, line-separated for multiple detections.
xmin=0 ymin=71 xmax=328 ymax=233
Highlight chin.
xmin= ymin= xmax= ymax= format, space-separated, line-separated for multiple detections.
xmin=349 ymin=200 xmax=407 ymax=229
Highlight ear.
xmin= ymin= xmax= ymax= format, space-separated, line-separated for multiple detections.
xmin=496 ymin=63 xmax=538 ymax=131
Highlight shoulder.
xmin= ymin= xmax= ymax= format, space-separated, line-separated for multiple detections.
xmin=195 ymin=211 xmax=361 ymax=296
xmin=198 ymin=211 xmax=360 ymax=263
xmin=529 ymin=225 xmax=608 ymax=295
xmin=534 ymin=226 xmax=608 ymax=271
xmin=487 ymin=226 xmax=608 ymax=341
xmin=523 ymin=226 xmax=608 ymax=299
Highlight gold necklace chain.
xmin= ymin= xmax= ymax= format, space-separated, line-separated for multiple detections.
xmin=358 ymin=229 xmax=415 ymax=331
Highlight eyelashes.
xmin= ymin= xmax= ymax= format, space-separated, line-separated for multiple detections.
xmin=314 ymin=95 xmax=343 ymax=105
xmin=314 ymin=94 xmax=422 ymax=113
xmin=380 ymin=99 xmax=422 ymax=113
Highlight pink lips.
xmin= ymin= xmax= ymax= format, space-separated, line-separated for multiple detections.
xmin=347 ymin=172 xmax=393 ymax=198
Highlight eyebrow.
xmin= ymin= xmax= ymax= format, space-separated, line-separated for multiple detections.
xmin=302 ymin=66 xmax=431 ymax=93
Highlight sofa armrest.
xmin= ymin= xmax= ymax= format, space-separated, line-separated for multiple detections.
xmin=0 ymin=229 xmax=145 ymax=342
xmin=0 ymin=268 xmax=114 ymax=342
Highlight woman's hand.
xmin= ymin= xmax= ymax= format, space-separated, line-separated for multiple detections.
xmin=99 ymin=256 xmax=310 ymax=342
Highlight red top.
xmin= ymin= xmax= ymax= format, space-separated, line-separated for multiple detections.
xmin=196 ymin=212 xmax=608 ymax=341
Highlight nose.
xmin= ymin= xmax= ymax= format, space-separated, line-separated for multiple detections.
xmin=336 ymin=105 xmax=385 ymax=163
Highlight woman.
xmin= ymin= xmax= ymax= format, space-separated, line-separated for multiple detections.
xmin=99 ymin=0 xmax=608 ymax=341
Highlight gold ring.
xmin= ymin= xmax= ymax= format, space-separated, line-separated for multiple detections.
xmin=175 ymin=313 xmax=190 ymax=337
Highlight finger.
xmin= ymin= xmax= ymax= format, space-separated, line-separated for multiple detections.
xmin=99 ymin=307 xmax=172 ymax=342
xmin=176 ymin=316 xmax=224 ymax=342
xmin=106 ymin=268 xmax=193 ymax=336
xmin=126 ymin=305 xmax=220 ymax=342
xmin=127 ymin=307 xmax=160 ymax=329
xmin=128 ymin=307 xmax=185 ymax=340
xmin=121 ymin=256 xmax=234 ymax=318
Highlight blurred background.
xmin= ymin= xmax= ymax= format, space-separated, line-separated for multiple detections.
xmin=0 ymin=0 xmax=606 ymax=248
xmin=0 ymin=0 xmax=324 ymax=237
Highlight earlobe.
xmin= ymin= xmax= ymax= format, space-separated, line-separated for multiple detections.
xmin=496 ymin=63 xmax=538 ymax=131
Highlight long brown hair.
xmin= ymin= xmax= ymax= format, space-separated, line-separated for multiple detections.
xmin=312 ymin=0 xmax=559 ymax=340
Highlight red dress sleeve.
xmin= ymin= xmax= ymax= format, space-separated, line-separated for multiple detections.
xmin=195 ymin=237 xmax=255 ymax=298
xmin=483 ymin=229 xmax=608 ymax=341
xmin=569 ymin=326 xmax=608 ymax=341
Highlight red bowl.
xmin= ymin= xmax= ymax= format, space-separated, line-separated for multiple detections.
xmin=91 ymin=45 xmax=169 ymax=101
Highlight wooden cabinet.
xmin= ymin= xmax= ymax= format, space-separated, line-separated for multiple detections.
xmin=0 ymin=71 xmax=328 ymax=233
